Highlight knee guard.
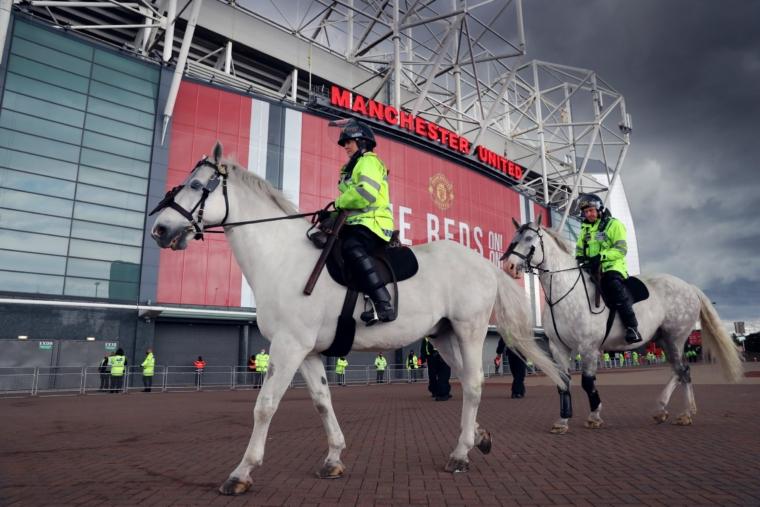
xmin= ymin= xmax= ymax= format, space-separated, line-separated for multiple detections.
xmin=557 ymin=386 xmax=573 ymax=419
xmin=581 ymin=374 xmax=601 ymax=412
xmin=676 ymin=364 xmax=691 ymax=384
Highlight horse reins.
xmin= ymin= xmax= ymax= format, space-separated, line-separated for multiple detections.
xmin=505 ymin=224 xmax=606 ymax=351
xmin=149 ymin=157 xmax=320 ymax=240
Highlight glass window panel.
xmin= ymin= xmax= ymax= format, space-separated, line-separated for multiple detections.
xmin=67 ymin=258 xmax=139 ymax=282
xmin=78 ymin=166 xmax=147 ymax=195
xmin=0 ymin=249 xmax=66 ymax=275
xmin=0 ymin=128 xmax=80 ymax=163
xmin=86 ymin=97 xmax=154 ymax=129
xmin=85 ymin=115 xmax=153 ymax=146
xmin=0 ymin=228 xmax=69 ymax=255
xmin=11 ymin=38 xmax=91 ymax=77
xmin=7 ymin=55 xmax=90 ymax=93
xmin=0 ymin=208 xmax=70 ymax=235
xmin=89 ymin=81 xmax=155 ymax=114
xmin=0 ymin=110 xmax=82 ymax=145
xmin=14 ymin=21 xmax=93 ymax=60
xmin=91 ymin=64 xmax=157 ymax=98
xmin=73 ymin=202 xmax=143 ymax=229
xmin=0 ymin=168 xmax=76 ymax=199
xmin=71 ymin=220 xmax=143 ymax=246
xmin=75 ymin=183 xmax=146 ymax=212
xmin=69 ymin=238 xmax=141 ymax=263
xmin=80 ymin=149 xmax=149 ymax=178
xmin=94 ymin=49 xmax=158 ymax=83
xmin=2 ymin=91 xmax=85 ymax=128
xmin=0 ymin=148 xmax=78 ymax=181
xmin=0 ymin=188 xmax=73 ymax=216
xmin=82 ymin=131 xmax=151 ymax=162
xmin=5 ymin=72 xmax=88 ymax=109
xmin=64 ymin=276 xmax=138 ymax=300
xmin=0 ymin=270 xmax=64 ymax=295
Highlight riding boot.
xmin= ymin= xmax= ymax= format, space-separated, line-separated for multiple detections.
xmin=344 ymin=247 xmax=396 ymax=325
xmin=617 ymin=296 xmax=642 ymax=344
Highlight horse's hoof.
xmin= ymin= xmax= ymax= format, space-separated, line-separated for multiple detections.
xmin=673 ymin=414 xmax=693 ymax=426
xmin=316 ymin=461 xmax=346 ymax=479
xmin=218 ymin=478 xmax=252 ymax=496
xmin=584 ymin=419 xmax=604 ymax=429
xmin=475 ymin=429 xmax=492 ymax=454
xmin=444 ymin=457 xmax=469 ymax=473
xmin=550 ymin=424 xmax=569 ymax=435
xmin=653 ymin=411 xmax=669 ymax=424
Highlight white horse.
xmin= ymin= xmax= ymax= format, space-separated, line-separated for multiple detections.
xmin=503 ymin=220 xmax=743 ymax=434
xmin=150 ymin=142 xmax=566 ymax=495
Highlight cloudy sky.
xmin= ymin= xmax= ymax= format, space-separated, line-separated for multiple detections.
xmin=521 ymin=1 xmax=760 ymax=324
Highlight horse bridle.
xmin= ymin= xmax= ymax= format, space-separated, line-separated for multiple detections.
xmin=501 ymin=223 xmax=546 ymax=274
xmin=149 ymin=157 xmax=230 ymax=240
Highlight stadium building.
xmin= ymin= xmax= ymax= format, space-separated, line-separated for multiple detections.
xmin=0 ymin=0 xmax=634 ymax=374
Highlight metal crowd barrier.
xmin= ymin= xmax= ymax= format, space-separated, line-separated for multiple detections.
xmin=0 ymin=357 xmax=674 ymax=398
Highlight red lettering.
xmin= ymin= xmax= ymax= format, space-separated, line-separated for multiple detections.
xmin=440 ymin=129 xmax=450 ymax=146
xmin=459 ymin=136 xmax=470 ymax=154
xmin=514 ymin=164 xmax=523 ymax=179
xmin=427 ymin=123 xmax=439 ymax=141
xmin=415 ymin=117 xmax=427 ymax=136
xmin=384 ymin=106 xmax=398 ymax=125
xmin=476 ymin=145 xmax=489 ymax=162
xmin=399 ymin=111 xmax=414 ymax=130
xmin=448 ymin=132 xmax=459 ymax=150
xmin=330 ymin=85 xmax=352 ymax=109
xmin=507 ymin=160 xmax=516 ymax=177
xmin=368 ymin=100 xmax=384 ymax=121
xmin=498 ymin=156 xmax=507 ymax=174
xmin=487 ymin=150 xmax=497 ymax=168
xmin=351 ymin=95 xmax=367 ymax=115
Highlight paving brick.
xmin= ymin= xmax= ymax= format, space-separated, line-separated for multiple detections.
xmin=1 ymin=377 xmax=759 ymax=506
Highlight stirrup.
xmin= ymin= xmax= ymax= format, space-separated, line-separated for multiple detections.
xmin=361 ymin=296 xmax=379 ymax=326
xmin=625 ymin=327 xmax=642 ymax=344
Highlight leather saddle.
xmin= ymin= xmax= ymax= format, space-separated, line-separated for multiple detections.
xmin=326 ymin=235 xmax=418 ymax=290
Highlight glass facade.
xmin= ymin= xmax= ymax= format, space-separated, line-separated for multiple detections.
xmin=0 ymin=20 xmax=158 ymax=300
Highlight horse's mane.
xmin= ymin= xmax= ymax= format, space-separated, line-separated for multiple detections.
xmin=541 ymin=225 xmax=574 ymax=255
xmin=228 ymin=162 xmax=300 ymax=215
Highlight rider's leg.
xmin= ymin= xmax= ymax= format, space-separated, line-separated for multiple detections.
xmin=341 ymin=226 xmax=395 ymax=324
xmin=601 ymin=271 xmax=642 ymax=343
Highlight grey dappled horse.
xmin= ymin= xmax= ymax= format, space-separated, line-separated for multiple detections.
xmin=150 ymin=142 xmax=566 ymax=495
xmin=503 ymin=220 xmax=743 ymax=434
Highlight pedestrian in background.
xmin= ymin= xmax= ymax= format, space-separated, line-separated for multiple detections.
xmin=141 ymin=348 xmax=155 ymax=392
xmin=496 ymin=337 xmax=526 ymax=399
xmin=247 ymin=354 xmax=257 ymax=385
xmin=374 ymin=352 xmax=387 ymax=383
xmin=98 ymin=354 xmax=110 ymax=392
xmin=335 ymin=357 xmax=348 ymax=386
xmin=420 ymin=336 xmax=451 ymax=401
xmin=194 ymin=356 xmax=206 ymax=388
xmin=255 ymin=349 xmax=269 ymax=388
xmin=407 ymin=350 xmax=419 ymax=382
xmin=109 ymin=348 xmax=127 ymax=393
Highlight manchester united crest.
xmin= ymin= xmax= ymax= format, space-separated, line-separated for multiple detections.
xmin=428 ymin=173 xmax=454 ymax=210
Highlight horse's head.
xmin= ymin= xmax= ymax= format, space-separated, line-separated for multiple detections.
xmin=500 ymin=215 xmax=544 ymax=276
xmin=150 ymin=142 xmax=230 ymax=250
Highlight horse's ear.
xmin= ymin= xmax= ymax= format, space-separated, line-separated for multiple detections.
xmin=511 ymin=217 xmax=520 ymax=230
xmin=537 ymin=214 xmax=542 ymax=227
xmin=213 ymin=141 xmax=223 ymax=164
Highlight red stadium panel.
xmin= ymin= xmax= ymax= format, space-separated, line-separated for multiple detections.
xmin=156 ymin=81 xmax=250 ymax=306
xmin=300 ymin=112 xmax=522 ymax=266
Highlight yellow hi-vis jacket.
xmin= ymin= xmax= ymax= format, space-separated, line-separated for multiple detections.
xmin=141 ymin=353 xmax=155 ymax=376
xmin=255 ymin=353 xmax=269 ymax=373
xmin=110 ymin=355 xmax=126 ymax=376
xmin=576 ymin=216 xmax=629 ymax=277
xmin=374 ymin=356 xmax=387 ymax=371
xmin=336 ymin=152 xmax=394 ymax=242
xmin=335 ymin=358 xmax=348 ymax=375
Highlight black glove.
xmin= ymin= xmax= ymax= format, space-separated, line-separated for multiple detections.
xmin=587 ymin=255 xmax=601 ymax=270
xmin=316 ymin=209 xmax=333 ymax=223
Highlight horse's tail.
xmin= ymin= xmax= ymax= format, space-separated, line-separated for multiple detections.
xmin=494 ymin=269 xmax=566 ymax=388
xmin=693 ymin=285 xmax=743 ymax=383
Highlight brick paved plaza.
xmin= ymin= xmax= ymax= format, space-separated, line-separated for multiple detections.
xmin=2 ymin=363 xmax=759 ymax=506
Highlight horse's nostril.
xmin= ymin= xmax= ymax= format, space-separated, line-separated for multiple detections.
xmin=154 ymin=225 xmax=167 ymax=238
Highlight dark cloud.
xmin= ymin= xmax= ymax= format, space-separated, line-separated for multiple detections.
xmin=523 ymin=1 xmax=760 ymax=323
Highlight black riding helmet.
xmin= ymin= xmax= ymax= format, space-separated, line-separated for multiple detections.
xmin=329 ymin=118 xmax=377 ymax=151
xmin=577 ymin=193 xmax=604 ymax=212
